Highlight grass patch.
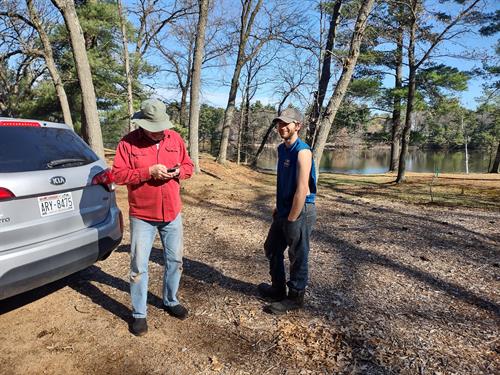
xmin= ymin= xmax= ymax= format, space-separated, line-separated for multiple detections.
xmin=319 ymin=172 xmax=500 ymax=210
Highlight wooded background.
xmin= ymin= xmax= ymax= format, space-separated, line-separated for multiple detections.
xmin=0 ymin=0 xmax=498 ymax=179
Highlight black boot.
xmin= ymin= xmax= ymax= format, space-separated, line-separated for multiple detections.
xmin=130 ymin=318 xmax=148 ymax=336
xmin=264 ymin=288 xmax=304 ymax=315
xmin=164 ymin=304 xmax=189 ymax=320
xmin=257 ymin=283 xmax=286 ymax=301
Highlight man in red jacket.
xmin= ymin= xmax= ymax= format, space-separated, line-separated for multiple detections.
xmin=112 ymin=99 xmax=194 ymax=336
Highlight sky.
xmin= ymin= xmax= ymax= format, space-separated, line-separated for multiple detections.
xmin=135 ymin=0 xmax=499 ymax=111
xmin=414 ymin=0 xmax=499 ymax=109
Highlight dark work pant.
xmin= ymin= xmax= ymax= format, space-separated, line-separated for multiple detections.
xmin=263 ymin=203 xmax=316 ymax=291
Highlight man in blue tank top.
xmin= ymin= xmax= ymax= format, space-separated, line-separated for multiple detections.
xmin=259 ymin=107 xmax=317 ymax=314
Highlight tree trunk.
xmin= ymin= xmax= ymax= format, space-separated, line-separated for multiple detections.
xmin=306 ymin=0 xmax=342 ymax=147
xmin=251 ymin=90 xmax=289 ymax=167
xmin=185 ymin=42 xmax=195 ymax=129
xmin=312 ymin=0 xmax=375 ymax=177
xmin=243 ymin=85 xmax=251 ymax=164
xmin=117 ymin=0 xmax=134 ymax=132
xmin=465 ymin=137 xmax=469 ymax=174
xmin=179 ymin=40 xmax=194 ymax=129
xmin=389 ymin=22 xmax=403 ymax=172
xmin=396 ymin=0 xmax=417 ymax=184
xmin=251 ymin=121 xmax=274 ymax=168
xmin=461 ymin=115 xmax=469 ymax=174
xmin=236 ymin=108 xmax=243 ymax=164
xmin=80 ymin=99 xmax=88 ymax=141
xmin=490 ymin=142 xmax=500 ymax=173
xmin=395 ymin=0 xmax=480 ymax=182
xmin=241 ymin=64 xmax=253 ymax=164
xmin=51 ymin=0 xmax=104 ymax=159
xmin=180 ymin=81 xmax=189 ymax=128
xmin=216 ymin=0 xmax=263 ymax=164
xmin=26 ymin=0 xmax=73 ymax=129
xmin=217 ymin=59 xmax=244 ymax=163
xmin=188 ymin=0 xmax=209 ymax=174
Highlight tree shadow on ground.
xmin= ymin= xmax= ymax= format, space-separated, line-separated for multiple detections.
xmin=117 ymin=242 xmax=259 ymax=298
xmin=312 ymin=227 xmax=500 ymax=318
xmin=0 ymin=277 xmax=68 ymax=314
xmin=183 ymin=257 xmax=258 ymax=297
xmin=324 ymin=192 xmax=499 ymax=252
xmin=67 ymin=265 xmax=133 ymax=322
xmin=0 ymin=262 xmax=136 ymax=322
xmin=182 ymin=189 xmax=273 ymax=224
xmin=182 ymin=185 xmax=499 ymax=315
xmin=304 ymin=222 xmax=499 ymax=373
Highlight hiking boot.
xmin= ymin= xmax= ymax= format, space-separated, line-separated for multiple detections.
xmin=130 ymin=318 xmax=148 ymax=336
xmin=257 ymin=283 xmax=286 ymax=301
xmin=264 ymin=288 xmax=305 ymax=315
xmin=164 ymin=304 xmax=189 ymax=320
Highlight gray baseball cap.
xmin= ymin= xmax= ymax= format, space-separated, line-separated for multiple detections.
xmin=272 ymin=107 xmax=304 ymax=124
xmin=131 ymin=99 xmax=173 ymax=132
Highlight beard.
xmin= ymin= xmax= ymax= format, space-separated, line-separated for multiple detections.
xmin=279 ymin=128 xmax=296 ymax=141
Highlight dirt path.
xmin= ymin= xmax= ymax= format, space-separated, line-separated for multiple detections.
xmin=1 ymin=158 xmax=499 ymax=374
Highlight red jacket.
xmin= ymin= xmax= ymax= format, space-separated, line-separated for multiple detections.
xmin=112 ymin=128 xmax=194 ymax=222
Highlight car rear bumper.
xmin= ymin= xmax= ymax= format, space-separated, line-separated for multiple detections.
xmin=0 ymin=206 xmax=122 ymax=300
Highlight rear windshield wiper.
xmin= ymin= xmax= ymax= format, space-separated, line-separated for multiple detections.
xmin=47 ymin=158 xmax=92 ymax=168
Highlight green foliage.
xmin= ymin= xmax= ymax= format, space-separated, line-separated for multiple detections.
xmin=16 ymin=81 xmax=62 ymax=122
xmin=333 ymin=101 xmax=370 ymax=132
xmin=471 ymin=101 xmax=500 ymax=149
xmin=101 ymin=105 xmax=129 ymax=147
xmin=347 ymin=77 xmax=382 ymax=100
xmin=1 ymin=0 xmax=154 ymax=146
xmin=251 ymin=100 xmax=275 ymax=112
xmin=172 ymin=125 xmax=188 ymax=139
xmin=410 ymin=130 xmax=427 ymax=146
xmin=479 ymin=10 xmax=500 ymax=36
xmin=415 ymin=96 xmax=499 ymax=150
xmin=0 ymin=63 xmax=38 ymax=118
xmin=417 ymin=64 xmax=469 ymax=104
xmin=165 ymin=101 xmax=182 ymax=127
xmin=199 ymin=104 xmax=224 ymax=153
xmin=425 ymin=98 xmax=466 ymax=148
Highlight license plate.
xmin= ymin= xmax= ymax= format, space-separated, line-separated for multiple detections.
xmin=38 ymin=192 xmax=74 ymax=217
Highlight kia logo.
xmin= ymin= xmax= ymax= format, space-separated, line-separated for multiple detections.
xmin=50 ymin=176 xmax=66 ymax=185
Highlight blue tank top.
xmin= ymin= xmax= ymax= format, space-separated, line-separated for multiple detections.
xmin=276 ymin=138 xmax=317 ymax=218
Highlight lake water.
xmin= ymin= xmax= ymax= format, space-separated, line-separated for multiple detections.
xmin=256 ymin=147 xmax=493 ymax=174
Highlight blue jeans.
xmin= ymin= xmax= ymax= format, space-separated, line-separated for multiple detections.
xmin=129 ymin=214 xmax=183 ymax=318
xmin=264 ymin=203 xmax=316 ymax=291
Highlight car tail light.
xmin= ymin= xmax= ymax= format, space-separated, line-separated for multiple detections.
xmin=0 ymin=120 xmax=41 ymax=127
xmin=91 ymin=169 xmax=116 ymax=192
xmin=0 ymin=188 xmax=15 ymax=201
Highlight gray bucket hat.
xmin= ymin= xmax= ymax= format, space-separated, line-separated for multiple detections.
xmin=132 ymin=99 xmax=173 ymax=132
xmin=272 ymin=107 xmax=304 ymax=124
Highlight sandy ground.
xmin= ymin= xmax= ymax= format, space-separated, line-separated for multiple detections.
xmin=1 ymin=157 xmax=499 ymax=374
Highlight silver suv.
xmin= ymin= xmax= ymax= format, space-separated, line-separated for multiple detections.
xmin=0 ymin=118 xmax=123 ymax=300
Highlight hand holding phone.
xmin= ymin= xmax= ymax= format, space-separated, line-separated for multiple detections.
xmin=165 ymin=164 xmax=180 ymax=177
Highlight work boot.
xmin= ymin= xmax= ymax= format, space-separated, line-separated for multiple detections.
xmin=264 ymin=288 xmax=305 ymax=315
xmin=164 ymin=304 xmax=189 ymax=320
xmin=257 ymin=283 xmax=286 ymax=301
xmin=130 ymin=318 xmax=148 ymax=336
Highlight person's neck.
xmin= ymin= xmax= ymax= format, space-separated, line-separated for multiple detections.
xmin=142 ymin=128 xmax=165 ymax=143
xmin=284 ymin=134 xmax=299 ymax=148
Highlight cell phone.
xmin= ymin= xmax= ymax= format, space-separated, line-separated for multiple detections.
xmin=167 ymin=168 xmax=177 ymax=173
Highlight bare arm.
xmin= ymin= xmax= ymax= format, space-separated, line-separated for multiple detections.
xmin=287 ymin=149 xmax=312 ymax=221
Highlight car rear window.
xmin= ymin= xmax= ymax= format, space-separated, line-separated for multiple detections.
xmin=0 ymin=127 xmax=99 ymax=172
